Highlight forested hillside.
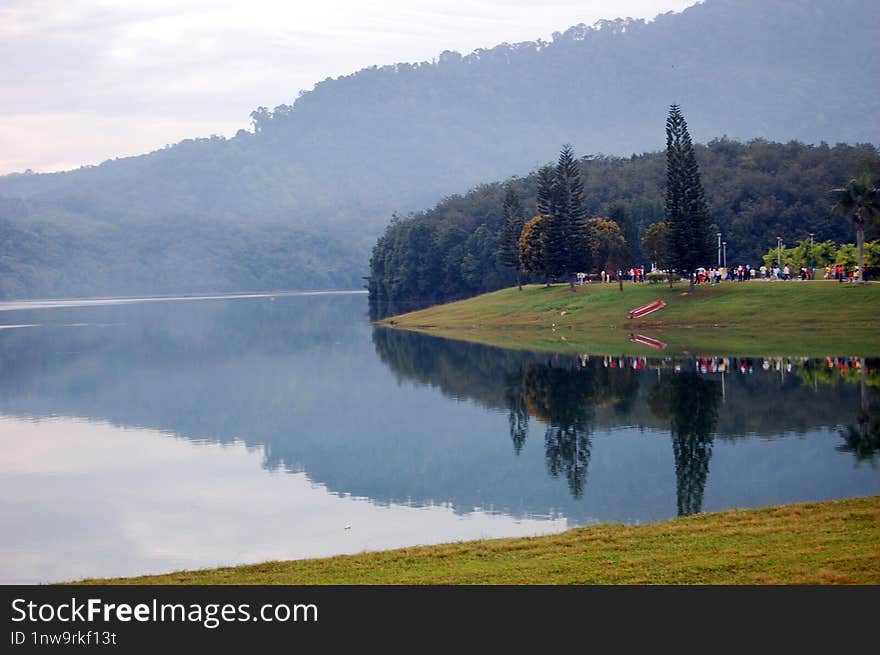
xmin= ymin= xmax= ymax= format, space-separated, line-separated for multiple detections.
xmin=368 ymin=139 xmax=880 ymax=314
xmin=1 ymin=0 xmax=877 ymax=299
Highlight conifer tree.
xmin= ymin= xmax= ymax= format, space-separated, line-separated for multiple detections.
xmin=555 ymin=144 xmax=590 ymax=289
xmin=665 ymin=104 xmax=713 ymax=290
xmin=536 ymin=165 xmax=556 ymax=216
xmin=497 ymin=183 xmax=527 ymax=290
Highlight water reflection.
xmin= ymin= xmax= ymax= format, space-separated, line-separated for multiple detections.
xmin=648 ymin=373 xmax=720 ymax=515
xmin=0 ymin=294 xmax=878 ymax=583
xmin=373 ymin=327 xmax=880 ymax=509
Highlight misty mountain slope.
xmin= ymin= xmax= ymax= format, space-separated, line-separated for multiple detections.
xmin=1 ymin=0 xmax=877 ymax=299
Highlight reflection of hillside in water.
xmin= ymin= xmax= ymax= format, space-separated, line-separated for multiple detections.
xmin=373 ymin=328 xmax=876 ymax=439
xmin=374 ymin=328 xmax=879 ymax=513
xmin=0 ymin=295 xmax=876 ymax=524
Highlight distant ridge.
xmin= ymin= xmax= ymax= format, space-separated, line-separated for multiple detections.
xmin=1 ymin=0 xmax=877 ymax=299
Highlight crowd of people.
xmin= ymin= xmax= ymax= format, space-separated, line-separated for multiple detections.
xmin=572 ymin=354 xmax=875 ymax=375
xmin=689 ymin=263 xmax=868 ymax=284
xmin=579 ymin=262 xmax=868 ymax=285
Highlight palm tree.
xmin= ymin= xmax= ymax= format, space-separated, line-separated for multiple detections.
xmin=831 ymin=172 xmax=880 ymax=283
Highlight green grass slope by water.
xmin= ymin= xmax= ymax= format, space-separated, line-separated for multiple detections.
xmin=78 ymin=496 xmax=880 ymax=585
xmin=379 ymin=281 xmax=880 ymax=356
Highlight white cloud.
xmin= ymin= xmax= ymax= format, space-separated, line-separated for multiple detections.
xmin=0 ymin=0 xmax=697 ymax=174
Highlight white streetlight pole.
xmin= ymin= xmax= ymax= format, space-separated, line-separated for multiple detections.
xmin=808 ymin=232 xmax=814 ymax=276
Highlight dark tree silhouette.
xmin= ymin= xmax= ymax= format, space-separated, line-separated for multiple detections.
xmin=649 ymin=371 xmax=721 ymax=516
xmin=665 ymin=104 xmax=714 ymax=290
xmin=504 ymin=367 xmax=530 ymax=454
xmin=522 ymin=361 xmax=597 ymax=498
xmin=831 ymin=171 xmax=880 ymax=284
xmin=837 ymin=362 xmax=880 ymax=461
xmin=497 ymin=183 xmax=527 ymax=290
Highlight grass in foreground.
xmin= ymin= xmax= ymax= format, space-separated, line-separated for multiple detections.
xmin=78 ymin=496 xmax=880 ymax=585
xmin=380 ymin=281 xmax=880 ymax=356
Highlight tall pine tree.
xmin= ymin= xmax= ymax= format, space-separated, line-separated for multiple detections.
xmin=536 ymin=165 xmax=556 ymax=216
xmin=555 ymin=144 xmax=590 ymax=290
xmin=497 ymin=183 xmax=526 ymax=290
xmin=665 ymin=104 xmax=713 ymax=290
xmin=527 ymin=146 xmax=590 ymax=290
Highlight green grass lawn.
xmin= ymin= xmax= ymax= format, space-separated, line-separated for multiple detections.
xmin=379 ymin=281 xmax=880 ymax=356
xmin=76 ymin=496 xmax=880 ymax=585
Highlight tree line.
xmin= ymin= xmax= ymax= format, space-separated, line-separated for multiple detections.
xmin=369 ymin=112 xmax=879 ymax=314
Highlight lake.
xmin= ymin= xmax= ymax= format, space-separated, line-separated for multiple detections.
xmin=1 ymin=291 xmax=878 ymax=583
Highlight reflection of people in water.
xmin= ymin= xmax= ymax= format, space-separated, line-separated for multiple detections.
xmin=649 ymin=372 xmax=721 ymax=516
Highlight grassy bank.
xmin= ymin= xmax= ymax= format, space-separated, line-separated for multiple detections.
xmin=78 ymin=496 xmax=880 ymax=584
xmin=379 ymin=281 xmax=880 ymax=356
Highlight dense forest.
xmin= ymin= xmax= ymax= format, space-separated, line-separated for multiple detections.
xmin=1 ymin=0 xmax=877 ymax=299
xmin=368 ymin=139 xmax=880 ymax=313
xmin=0 ymin=196 xmax=364 ymax=299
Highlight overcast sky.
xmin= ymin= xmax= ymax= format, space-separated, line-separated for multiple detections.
xmin=0 ymin=0 xmax=697 ymax=175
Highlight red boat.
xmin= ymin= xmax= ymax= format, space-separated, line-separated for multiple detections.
xmin=627 ymin=299 xmax=666 ymax=319
xmin=628 ymin=333 xmax=667 ymax=350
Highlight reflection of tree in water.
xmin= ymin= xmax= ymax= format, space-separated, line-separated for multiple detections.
xmin=838 ymin=364 xmax=880 ymax=463
xmin=501 ymin=357 xmax=643 ymax=498
xmin=503 ymin=368 xmax=529 ymax=455
xmin=371 ymin=325 xmax=873 ymax=504
xmin=521 ymin=361 xmax=598 ymax=498
xmin=649 ymin=372 xmax=721 ymax=516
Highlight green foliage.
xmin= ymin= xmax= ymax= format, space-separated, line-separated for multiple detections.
xmin=2 ymin=0 xmax=878 ymax=299
xmin=866 ymin=241 xmax=880 ymax=267
xmin=536 ymin=166 xmax=556 ymax=217
xmin=0 ymin=205 xmax=364 ymax=300
xmin=835 ymin=244 xmax=859 ymax=269
xmin=761 ymin=239 xmax=878 ymax=271
xmin=665 ymin=104 xmax=714 ymax=281
xmin=585 ymin=218 xmax=630 ymax=272
xmin=553 ymin=144 xmax=590 ymax=280
xmin=831 ymin=171 xmax=880 ymax=230
xmin=529 ymin=145 xmax=590 ymax=285
xmin=370 ymin=139 xmax=880 ymax=312
xmin=518 ymin=215 xmax=551 ymax=281
xmin=609 ymin=201 xmax=640 ymax=261
xmin=641 ymin=221 xmax=671 ymax=269
xmin=497 ymin=184 xmax=526 ymax=277
xmin=831 ymin=170 xmax=880 ymax=281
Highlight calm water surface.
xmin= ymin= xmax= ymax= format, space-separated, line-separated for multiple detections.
xmin=1 ymin=292 xmax=877 ymax=583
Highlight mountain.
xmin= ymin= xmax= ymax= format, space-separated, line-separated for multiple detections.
xmin=1 ymin=0 xmax=877 ymax=299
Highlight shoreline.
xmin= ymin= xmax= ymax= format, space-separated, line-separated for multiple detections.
xmin=378 ymin=282 xmax=880 ymax=357
xmin=73 ymin=495 xmax=880 ymax=585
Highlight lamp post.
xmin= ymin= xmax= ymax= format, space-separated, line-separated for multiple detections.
xmin=717 ymin=232 xmax=722 ymax=268
xmin=722 ymin=241 xmax=727 ymax=269
xmin=808 ymin=232 xmax=814 ymax=277
xmin=777 ymin=236 xmax=783 ymax=271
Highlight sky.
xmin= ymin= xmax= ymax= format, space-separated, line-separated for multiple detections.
xmin=0 ymin=0 xmax=698 ymax=175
